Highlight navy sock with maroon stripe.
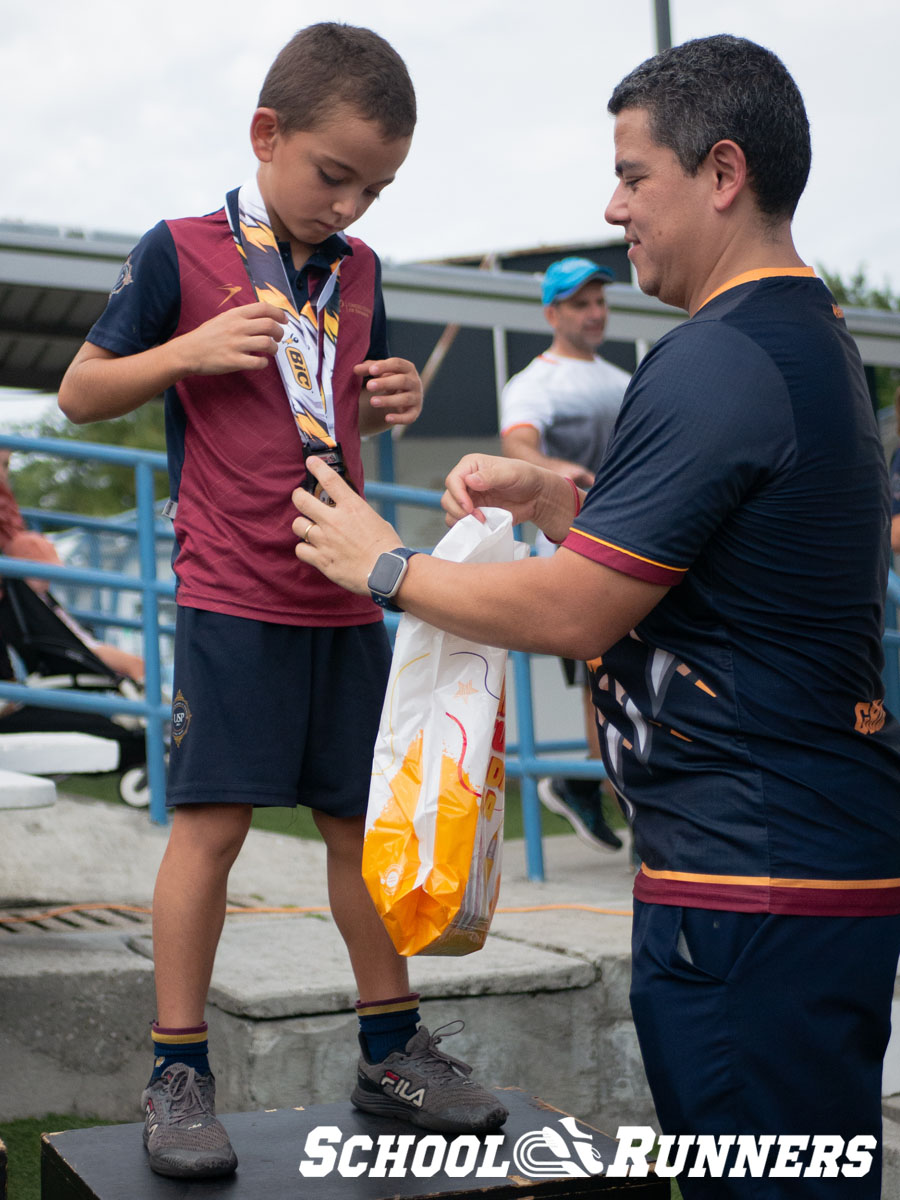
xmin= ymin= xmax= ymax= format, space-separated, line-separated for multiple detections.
xmin=356 ymin=993 xmax=420 ymax=1063
xmin=149 ymin=1021 xmax=210 ymax=1082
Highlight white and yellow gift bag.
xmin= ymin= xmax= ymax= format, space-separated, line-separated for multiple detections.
xmin=362 ymin=509 xmax=528 ymax=956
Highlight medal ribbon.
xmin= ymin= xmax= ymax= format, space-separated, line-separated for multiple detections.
xmin=226 ymin=178 xmax=342 ymax=449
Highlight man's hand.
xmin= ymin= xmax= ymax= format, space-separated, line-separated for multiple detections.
xmin=442 ymin=453 xmax=579 ymax=543
xmin=356 ymin=357 xmax=423 ymax=434
xmin=292 ymin=456 xmax=402 ymax=594
xmin=178 ymin=301 xmax=287 ymax=376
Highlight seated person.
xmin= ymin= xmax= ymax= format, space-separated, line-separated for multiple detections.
xmin=0 ymin=449 xmax=144 ymax=681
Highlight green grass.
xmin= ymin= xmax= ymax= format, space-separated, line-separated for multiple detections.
xmin=55 ymin=771 xmax=124 ymax=804
xmin=0 ymin=1114 xmax=117 ymax=1200
xmin=59 ymin=773 xmax=625 ymax=844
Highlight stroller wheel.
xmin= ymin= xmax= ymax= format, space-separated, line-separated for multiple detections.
xmin=119 ymin=766 xmax=150 ymax=808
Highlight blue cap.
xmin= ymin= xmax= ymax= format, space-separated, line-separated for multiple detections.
xmin=541 ymin=257 xmax=615 ymax=305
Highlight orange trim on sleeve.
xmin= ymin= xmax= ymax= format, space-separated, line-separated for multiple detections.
xmin=500 ymin=421 xmax=541 ymax=437
xmin=567 ymin=529 xmax=687 ymax=575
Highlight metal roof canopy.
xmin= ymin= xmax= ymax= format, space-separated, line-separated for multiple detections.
xmin=3 ymin=220 xmax=900 ymax=399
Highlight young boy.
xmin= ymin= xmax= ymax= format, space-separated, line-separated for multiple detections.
xmin=59 ymin=23 xmax=507 ymax=1181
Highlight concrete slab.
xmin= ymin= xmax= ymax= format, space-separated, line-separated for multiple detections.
xmin=0 ymin=767 xmax=56 ymax=810
xmin=0 ymin=929 xmax=155 ymax=1120
xmin=4 ymin=796 xmax=900 ymax=1195
xmin=882 ymin=1103 xmax=900 ymax=1200
xmin=129 ymin=916 xmax=596 ymax=1019
xmin=0 ymin=794 xmax=638 ymax=910
xmin=0 ymin=731 xmax=119 ymax=775
xmin=0 ymin=795 xmax=328 ymax=907
xmin=0 ymin=795 xmax=650 ymax=1131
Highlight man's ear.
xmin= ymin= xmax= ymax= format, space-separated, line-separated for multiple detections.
xmin=707 ymin=139 xmax=747 ymax=212
xmin=544 ymin=303 xmax=560 ymax=331
xmin=250 ymin=107 xmax=281 ymax=163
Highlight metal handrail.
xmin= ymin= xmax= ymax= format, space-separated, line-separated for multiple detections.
xmin=2 ymin=432 xmax=899 ymax=882
xmin=0 ymin=434 xmax=170 ymax=824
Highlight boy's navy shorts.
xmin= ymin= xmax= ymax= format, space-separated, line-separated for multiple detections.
xmin=166 ymin=607 xmax=391 ymax=815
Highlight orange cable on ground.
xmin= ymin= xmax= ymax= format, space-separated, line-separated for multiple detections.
xmin=0 ymin=900 xmax=631 ymax=924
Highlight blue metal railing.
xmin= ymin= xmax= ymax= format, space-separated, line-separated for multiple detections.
xmin=2 ymin=431 xmax=900 ymax=881
xmin=0 ymin=434 xmax=171 ymax=826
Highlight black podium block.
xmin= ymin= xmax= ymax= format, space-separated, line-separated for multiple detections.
xmin=42 ymin=1090 xmax=667 ymax=1199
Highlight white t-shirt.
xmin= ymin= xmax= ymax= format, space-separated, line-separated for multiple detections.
xmin=500 ymin=351 xmax=631 ymax=556
xmin=500 ymin=352 xmax=631 ymax=472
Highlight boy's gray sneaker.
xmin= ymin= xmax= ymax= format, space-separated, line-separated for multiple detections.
xmin=351 ymin=1021 xmax=508 ymax=1134
xmin=141 ymin=1063 xmax=237 ymax=1178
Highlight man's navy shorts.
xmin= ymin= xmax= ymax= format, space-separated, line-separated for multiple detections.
xmin=630 ymin=899 xmax=900 ymax=1197
xmin=166 ymin=607 xmax=392 ymax=815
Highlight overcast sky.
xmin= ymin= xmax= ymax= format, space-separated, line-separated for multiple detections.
xmin=2 ymin=0 xmax=899 ymax=422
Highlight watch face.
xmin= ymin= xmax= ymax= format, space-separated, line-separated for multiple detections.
xmin=368 ymin=552 xmax=406 ymax=598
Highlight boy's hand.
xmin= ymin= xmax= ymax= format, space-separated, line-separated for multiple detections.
xmin=179 ymin=301 xmax=287 ymax=376
xmin=355 ymin=358 xmax=423 ymax=433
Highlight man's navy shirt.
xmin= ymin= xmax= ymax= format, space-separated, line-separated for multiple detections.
xmin=563 ymin=270 xmax=900 ymax=914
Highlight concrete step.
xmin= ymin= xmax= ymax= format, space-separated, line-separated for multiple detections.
xmin=0 ymin=908 xmax=652 ymax=1137
xmin=0 ymin=767 xmax=56 ymax=809
xmin=0 ymin=731 xmax=119 ymax=774
xmin=883 ymin=1100 xmax=900 ymax=1200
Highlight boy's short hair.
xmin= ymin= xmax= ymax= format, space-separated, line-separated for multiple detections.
xmin=258 ymin=22 xmax=416 ymax=141
xmin=608 ymin=34 xmax=810 ymax=221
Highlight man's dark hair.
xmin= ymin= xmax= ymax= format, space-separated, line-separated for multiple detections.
xmin=608 ymin=35 xmax=810 ymax=219
xmin=258 ymin=23 xmax=416 ymax=140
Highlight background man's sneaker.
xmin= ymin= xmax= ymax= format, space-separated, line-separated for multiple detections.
xmin=538 ymin=777 xmax=623 ymax=852
xmin=351 ymin=1021 xmax=508 ymax=1134
xmin=141 ymin=1063 xmax=237 ymax=1178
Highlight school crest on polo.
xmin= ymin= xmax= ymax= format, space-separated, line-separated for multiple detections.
xmin=110 ymin=255 xmax=134 ymax=295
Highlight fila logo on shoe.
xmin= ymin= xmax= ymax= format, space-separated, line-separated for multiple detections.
xmin=380 ymin=1070 xmax=425 ymax=1108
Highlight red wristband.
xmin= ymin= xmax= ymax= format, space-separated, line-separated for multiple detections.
xmin=545 ymin=476 xmax=582 ymax=545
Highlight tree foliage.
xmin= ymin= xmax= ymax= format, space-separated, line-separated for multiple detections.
xmin=818 ymin=265 xmax=900 ymax=411
xmin=819 ymin=266 xmax=900 ymax=313
xmin=9 ymin=402 xmax=167 ymax=517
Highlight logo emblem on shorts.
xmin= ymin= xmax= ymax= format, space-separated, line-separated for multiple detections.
xmin=171 ymin=689 xmax=193 ymax=747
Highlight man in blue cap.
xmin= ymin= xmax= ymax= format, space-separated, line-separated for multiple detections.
xmin=500 ymin=256 xmax=631 ymax=853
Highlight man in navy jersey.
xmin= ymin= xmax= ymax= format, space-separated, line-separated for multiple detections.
xmin=292 ymin=34 xmax=900 ymax=1197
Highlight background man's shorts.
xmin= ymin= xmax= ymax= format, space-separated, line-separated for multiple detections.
xmin=167 ymin=608 xmax=391 ymax=816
